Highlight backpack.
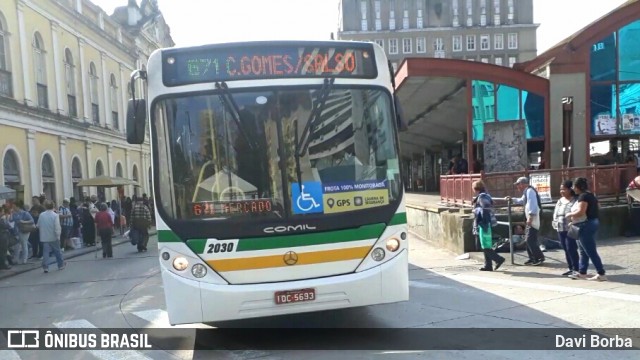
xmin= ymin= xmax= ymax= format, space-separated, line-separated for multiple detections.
xmin=526 ymin=186 xmax=544 ymax=215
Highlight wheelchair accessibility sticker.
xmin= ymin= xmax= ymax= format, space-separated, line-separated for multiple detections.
xmin=291 ymin=182 xmax=324 ymax=215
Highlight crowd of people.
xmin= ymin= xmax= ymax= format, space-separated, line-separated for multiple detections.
xmin=472 ymin=176 xmax=607 ymax=281
xmin=0 ymin=193 xmax=153 ymax=272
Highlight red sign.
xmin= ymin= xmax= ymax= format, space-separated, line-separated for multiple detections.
xmin=191 ymin=199 xmax=272 ymax=217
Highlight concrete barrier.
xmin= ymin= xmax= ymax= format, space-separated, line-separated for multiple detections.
xmin=407 ymin=203 xmax=632 ymax=254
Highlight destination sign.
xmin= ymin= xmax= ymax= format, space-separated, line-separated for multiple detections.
xmin=191 ymin=199 xmax=272 ymax=217
xmin=162 ymin=43 xmax=377 ymax=86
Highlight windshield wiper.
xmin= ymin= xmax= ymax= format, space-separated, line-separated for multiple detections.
xmin=215 ymin=82 xmax=257 ymax=151
xmin=296 ymin=77 xmax=335 ymax=158
xmin=293 ymin=77 xmax=335 ymax=187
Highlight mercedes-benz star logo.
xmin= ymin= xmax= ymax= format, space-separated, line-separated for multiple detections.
xmin=283 ymin=251 xmax=298 ymax=265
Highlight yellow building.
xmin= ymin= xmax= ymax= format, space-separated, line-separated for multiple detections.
xmin=0 ymin=0 xmax=173 ymax=204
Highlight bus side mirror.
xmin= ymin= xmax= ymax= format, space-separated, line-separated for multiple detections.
xmin=394 ymin=95 xmax=408 ymax=132
xmin=127 ymin=99 xmax=146 ymax=144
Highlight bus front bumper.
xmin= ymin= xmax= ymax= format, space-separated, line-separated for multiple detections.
xmin=161 ymin=250 xmax=408 ymax=325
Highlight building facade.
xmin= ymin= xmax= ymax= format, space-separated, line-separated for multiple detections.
xmin=0 ymin=0 xmax=173 ymax=204
xmin=517 ymin=0 xmax=640 ymax=169
xmin=337 ymin=0 xmax=538 ymax=71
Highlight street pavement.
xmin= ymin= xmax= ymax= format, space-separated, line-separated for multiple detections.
xmin=0 ymin=228 xmax=158 ymax=281
xmin=0 ymin=232 xmax=638 ymax=359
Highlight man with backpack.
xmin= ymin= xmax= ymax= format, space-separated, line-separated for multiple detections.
xmin=508 ymin=177 xmax=545 ymax=266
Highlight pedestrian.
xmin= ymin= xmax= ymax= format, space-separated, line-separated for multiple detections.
xmin=110 ymin=199 xmax=121 ymax=234
xmin=565 ymin=177 xmax=607 ymax=281
xmin=552 ymin=180 xmax=579 ymax=276
xmin=0 ymin=208 xmax=14 ymax=270
xmin=448 ymin=154 xmax=469 ymax=175
xmin=58 ymin=199 xmax=73 ymax=250
xmin=95 ymin=203 xmax=114 ymax=258
xmin=509 ymin=177 xmax=545 ymax=266
xmin=123 ymin=197 xmax=132 ymax=229
xmin=69 ymin=197 xmax=81 ymax=239
xmin=29 ymin=196 xmax=45 ymax=259
xmin=107 ymin=201 xmax=115 ymax=225
xmin=11 ymin=200 xmax=35 ymax=264
xmin=130 ymin=197 xmax=151 ymax=252
xmin=3 ymin=205 xmax=20 ymax=265
xmin=80 ymin=202 xmax=96 ymax=247
xmin=89 ymin=195 xmax=99 ymax=218
xmin=472 ymin=180 xmax=505 ymax=271
xmin=37 ymin=200 xmax=66 ymax=273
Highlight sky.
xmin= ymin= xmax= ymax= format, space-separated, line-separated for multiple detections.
xmin=92 ymin=0 xmax=628 ymax=54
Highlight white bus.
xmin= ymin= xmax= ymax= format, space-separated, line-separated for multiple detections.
xmin=127 ymin=41 xmax=408 ymax=324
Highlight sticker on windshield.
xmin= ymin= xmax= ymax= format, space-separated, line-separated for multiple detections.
xmin=323 ymin=189 xmax=389 ymax=214
xmin=291 ymin=182 xmax=324 ymax=215
xmin=323 ymin=180 xmax=388 ymax=194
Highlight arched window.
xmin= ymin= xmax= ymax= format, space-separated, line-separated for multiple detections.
xmin=64 ymin=49 xmax=77 ymax=117
xmin=148 ymin=167 xmax=152 ymax=194
xmin=33 ymin=32 xmax=48 ymax=109
xmin=3 ymin=150 xmax=20 ymax=188
xmin=42 ymin=154 xmax=56 ymax=202
xmin=0 ymin=13 xmax=12 ymax=97
xmin=95 ymin=160 xmax=104 ymax=176
xmin=110 ymin=74 xmax=119 ymax=129
xmin=116 ymin=162 xmax=123 ymax=178
xmin=89 ymin=62 xmax=99 ymax=124
xmin=72 ymin=157 xmax=82 ymax=200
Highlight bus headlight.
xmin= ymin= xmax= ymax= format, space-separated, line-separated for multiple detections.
xmin=386 ymin=238 xmax=400 ymax=252
xmin=161 ymin=252 xmax=170 ymax=260
xmin=371 ymin=248 xmax=385 ymax=262
xmin=172 ymin=257 xmax=189 ymax=271
xmin=191 ymin=264 xmax=207 ymax=278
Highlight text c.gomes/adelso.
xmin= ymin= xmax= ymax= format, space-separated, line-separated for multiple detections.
xmin=224 ymin=52 xmax=357 ymax=77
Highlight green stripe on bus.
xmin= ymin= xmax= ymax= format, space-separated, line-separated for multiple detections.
xmin=158 ymin=230 xmax=182 ymax=243
xmin=235 ymin=223 xmax=385 ymax=252
xmin=186 ymin=239 xmax=207 ymax=255
xmin=388 ymin=212 xmax=407 ymax=226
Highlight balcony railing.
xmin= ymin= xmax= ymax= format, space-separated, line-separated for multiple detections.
xmin=440 ymin=164 xmax=637 ymax=206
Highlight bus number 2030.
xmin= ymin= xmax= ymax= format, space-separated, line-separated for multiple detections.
xmin=207 ymin=242 xmax=235 ymax=253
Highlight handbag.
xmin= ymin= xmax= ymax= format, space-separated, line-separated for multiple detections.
xmin=18 ymin=220 xmax=37 ymax=233
xmin=567 ymin=223 xmax=581 ymax=240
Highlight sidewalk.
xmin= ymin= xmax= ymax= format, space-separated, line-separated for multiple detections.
xmin=464 ymin=235 xmax=640 ymax=282
xmin=0 ymin=227 xmax=157 ymax=281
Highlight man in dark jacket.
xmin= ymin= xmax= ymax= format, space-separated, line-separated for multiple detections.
xmin=130 ymin=197 xmax=151 ymax=252
xmin=448 ymin=154 xmax=469 ymax=175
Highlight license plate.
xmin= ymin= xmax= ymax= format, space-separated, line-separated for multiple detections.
xmin=274 ymin=288 xmax=316 ymax=305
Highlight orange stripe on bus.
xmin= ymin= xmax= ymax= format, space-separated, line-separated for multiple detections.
xmin=206 ymin=246 xmax=371 ymax=272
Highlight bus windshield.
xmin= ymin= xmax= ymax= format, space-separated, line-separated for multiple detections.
xmin=153 ymin=85 xmax=401 ymax=221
